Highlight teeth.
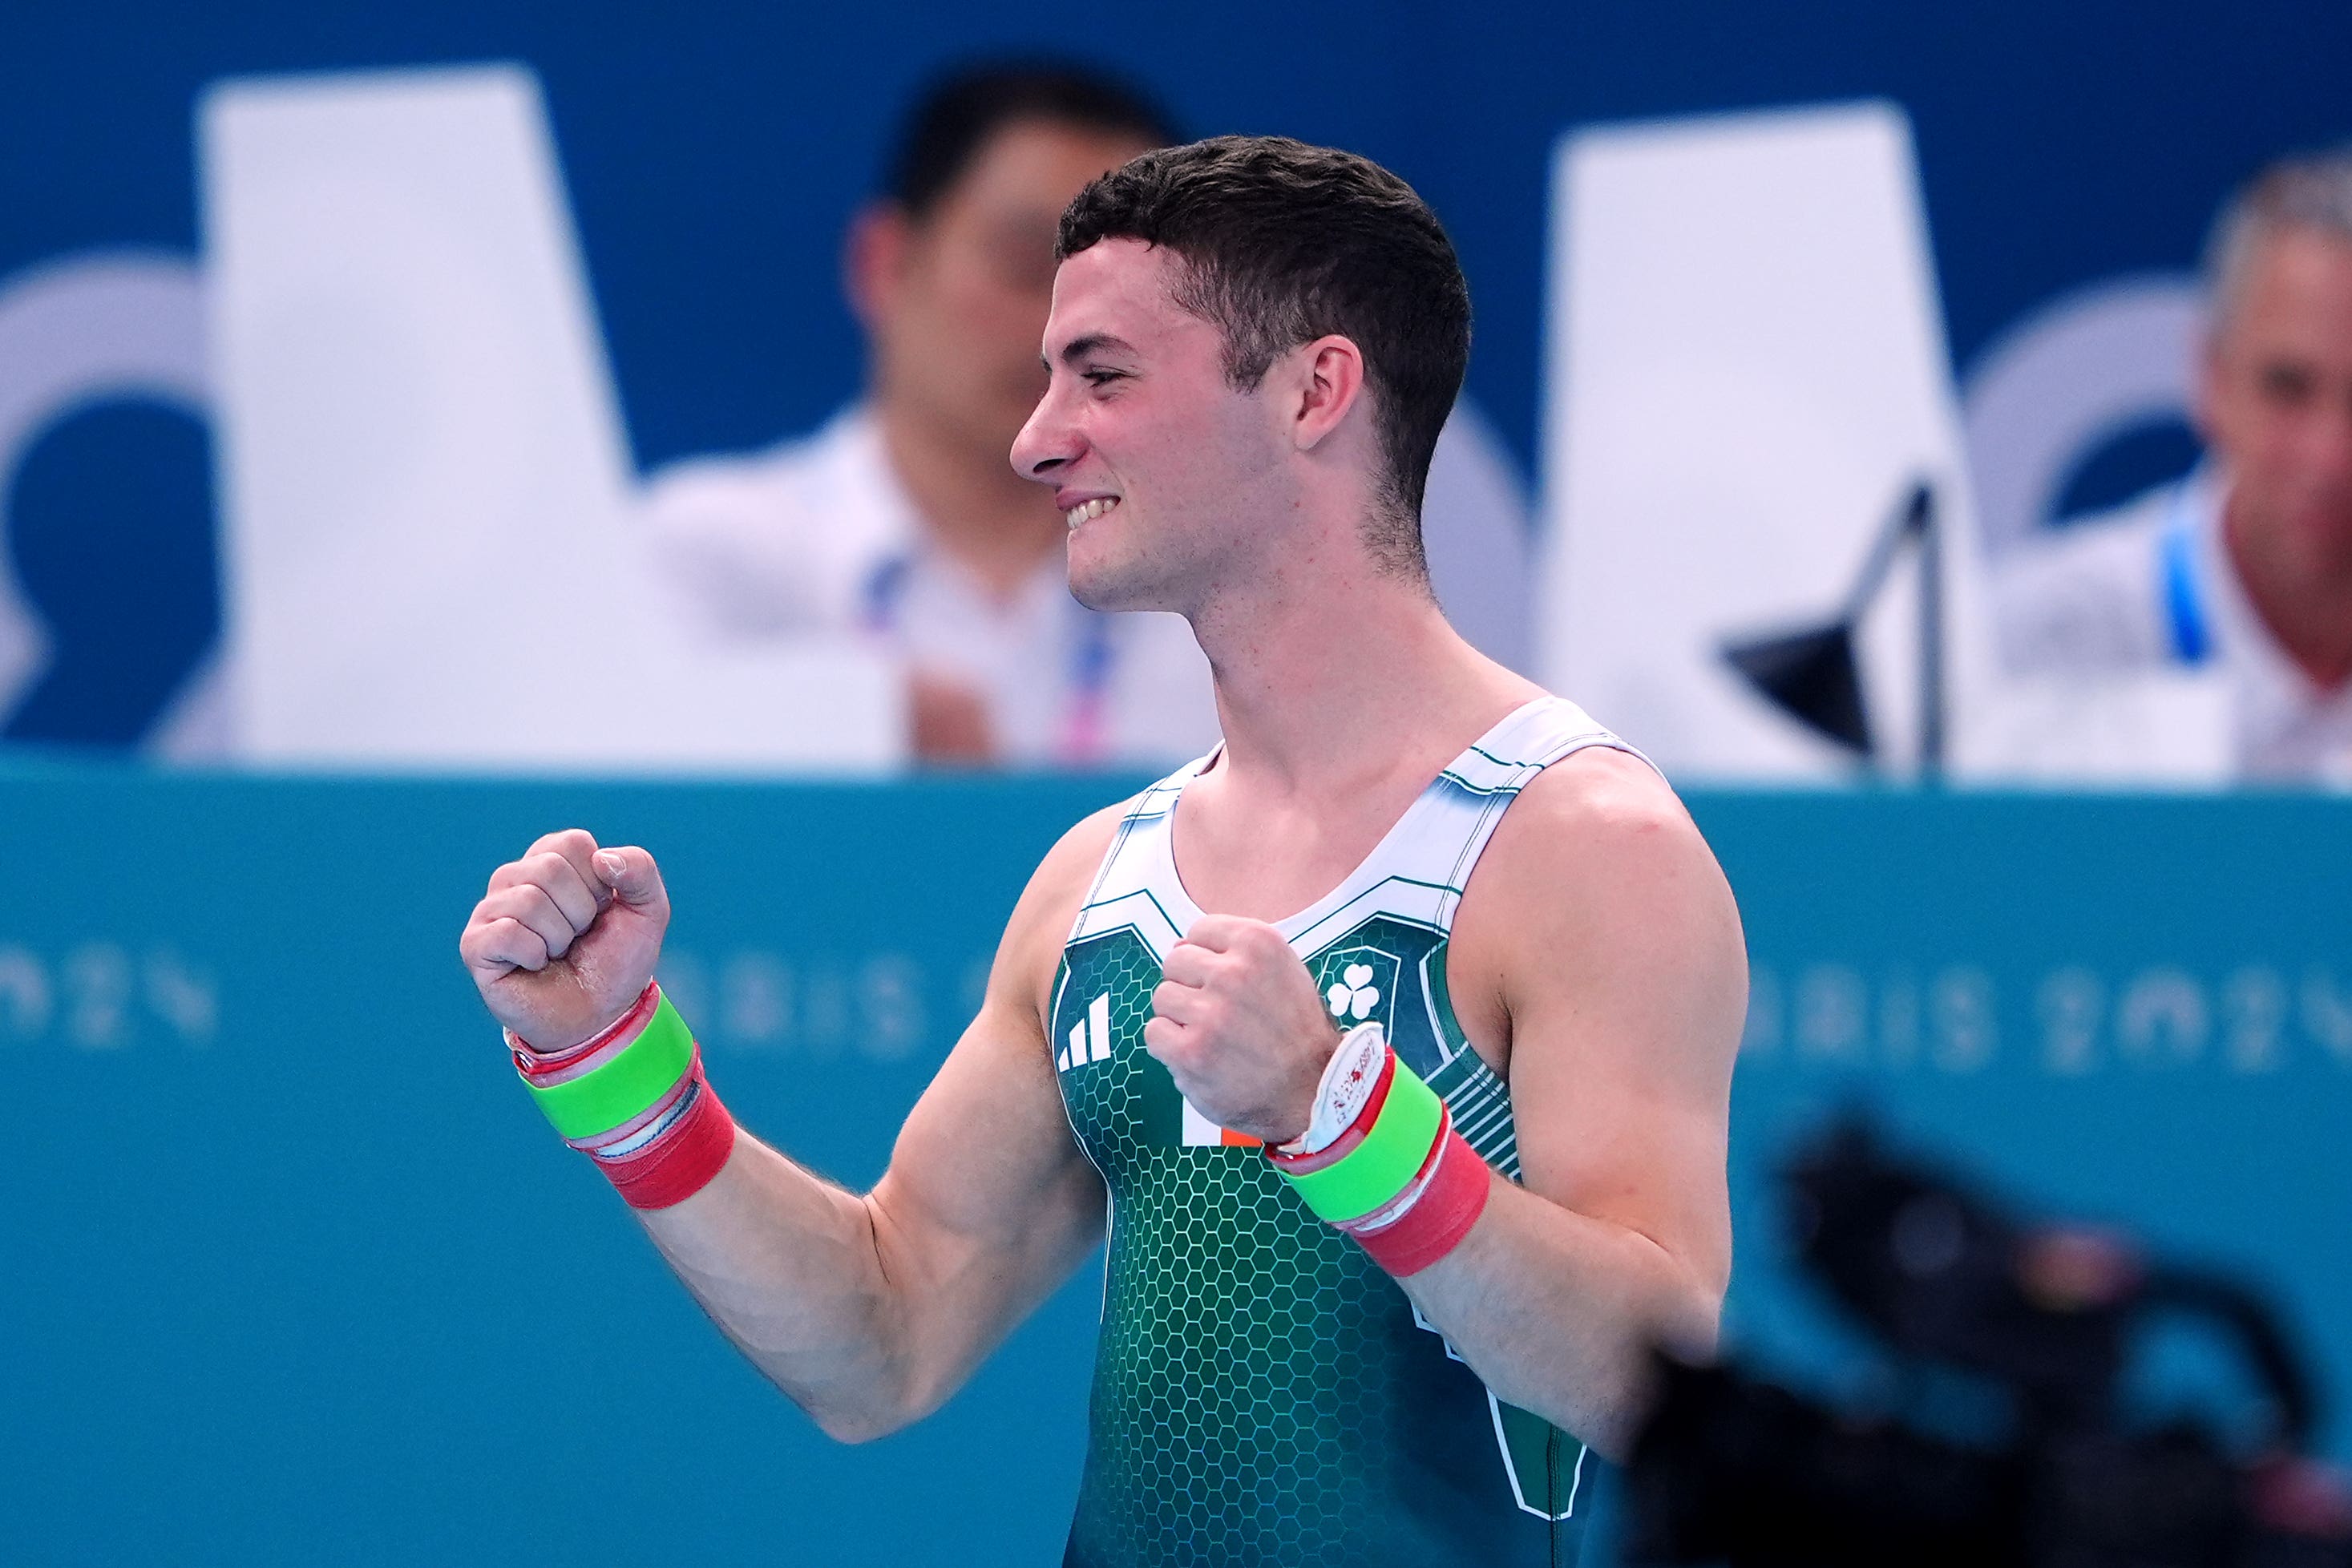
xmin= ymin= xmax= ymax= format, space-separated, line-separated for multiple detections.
xmin=1063 ymin=497 xmax=1120 ymax=529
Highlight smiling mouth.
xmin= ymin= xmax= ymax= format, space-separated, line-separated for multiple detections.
xmin=1064 ymin=497 xmax=1121 ymax=530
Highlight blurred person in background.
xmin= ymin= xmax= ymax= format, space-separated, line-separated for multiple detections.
xmin=645 ymin=63 xmax=1191 ymax=766
xmin=644 ymin=61 xmax=1535 ymax=768
xmin=1993 ymin=150 xmax=2352 ymax=783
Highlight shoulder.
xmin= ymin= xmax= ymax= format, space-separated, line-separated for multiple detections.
xmin=1019 ymin=799 xmax=1133 ymax=917
xmin=637 ymin=407 xmax=907 ymax=632
xmin=639 ymin=406 xmax=893 ymax=539
xmin=1450 ymin=743 xmax=1744 ymax=1057
xmin=640 ymin=414 xmax=832 ymax=505
xmin=992 ymin=797 xmax=1141 ymax=1025
xmin=1482 ymin=743 xmax=1711 ymax=891
xmin=1990 ymin=483 xmax=2180 ymax=673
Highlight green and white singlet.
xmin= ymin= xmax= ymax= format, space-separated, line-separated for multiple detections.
xmin=1051 ymin=695 xmax=1646 ymax=1568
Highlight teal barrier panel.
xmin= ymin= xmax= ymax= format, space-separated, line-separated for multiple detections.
xmin=4 ymin=771 xmax=2347 ymax=1562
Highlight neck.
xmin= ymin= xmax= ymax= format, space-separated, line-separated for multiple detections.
xmin=2222 ymin=495 xmax=2352 ymax=691
xmin=874 ymin=399 xmax=1066 ymax=600
xmin=1190 ymin=545 xmax=1541 ymax=796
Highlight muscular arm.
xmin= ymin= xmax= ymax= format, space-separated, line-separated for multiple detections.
xmin=478 ymin=811 xmax=1119 ymax=1443
xmin=1400 ymin=750 xmax=1743 ymax=1458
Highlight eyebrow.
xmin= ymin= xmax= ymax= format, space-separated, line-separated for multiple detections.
xmin=1053 ymin=332 xmax=1140 ymax=367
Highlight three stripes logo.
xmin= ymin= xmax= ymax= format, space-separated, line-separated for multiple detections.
xmin=1051 ymin=978 xmax=1261 ymax=1148
xmin=1057 ymin=992 xmax=1111 ymax=1073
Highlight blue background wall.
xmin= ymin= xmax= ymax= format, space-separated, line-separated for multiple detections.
xmin=5 ymin=1 xmax=2351 ymax=742
xmin=6 ymin=773 xmax=2348 ymax=1562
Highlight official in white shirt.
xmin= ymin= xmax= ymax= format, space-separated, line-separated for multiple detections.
xmin=645 ymin=63 xmax=1536 ymax=770
xmin=648 ymin=64 xmax=1189 ymax=767
xmin=653 ymin=401 xmax=1219 ymax=768
xmin=1992 ymin=149 xmax=2352 ymax=785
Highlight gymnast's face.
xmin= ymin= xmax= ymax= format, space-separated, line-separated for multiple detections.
xmin=1012 ymin=237 xmax=1300 ymax=616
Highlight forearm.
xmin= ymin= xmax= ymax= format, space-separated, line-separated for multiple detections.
xmin=630 ymin=1100 xmax=1106 ymax=1443
xmin=465 ymin=821 xmax=1119 ymax=1446
xmin=634 ymin=1130 xmax=919 ymax=1442
xmin=1397 ymin=1174 xmax=1720 ymax=1460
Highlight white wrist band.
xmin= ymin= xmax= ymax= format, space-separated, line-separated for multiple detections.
xmin=1278 ymin=1022 xmax=1389 ymax=1158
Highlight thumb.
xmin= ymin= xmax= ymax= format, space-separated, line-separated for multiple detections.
xmin=592 ymin=847 xmax=666 ymax=909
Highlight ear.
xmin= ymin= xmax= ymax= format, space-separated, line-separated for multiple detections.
xmin=843 ymin=202 xmax=912 ymax=330
xmin=1285 ymin=335 xmax=1369 ymax=453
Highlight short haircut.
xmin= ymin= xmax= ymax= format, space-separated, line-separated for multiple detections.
xmin=1057 ymin=135 xmax=1471 ymax=577
xmin=884 ymin=61 xmax=1180 ymax=223
xmin=2204 ymin=146 xmax=2352 ymax=329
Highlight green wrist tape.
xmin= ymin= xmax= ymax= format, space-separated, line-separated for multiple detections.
xmin=525 ymin=991 xmax=697 ymax=1141
xmin=1278 ymin=1054 xmax=1445 ymax=1224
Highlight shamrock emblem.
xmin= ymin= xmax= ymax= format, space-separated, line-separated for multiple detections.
xmin=1326 ymin=963 xmax=1381 ymax=1022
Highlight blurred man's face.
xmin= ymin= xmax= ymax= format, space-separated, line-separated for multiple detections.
xmin=2200 ymin=224 xmax=2352 ymax=579
xmin=1012 ymin=238 xmax=1298 ymax=615
xmin=862 ymin=119 xmax=1159 ymax=462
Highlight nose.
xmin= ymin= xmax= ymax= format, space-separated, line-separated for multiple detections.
xmin=1010 ymin=380 xmax=1080 ymax=483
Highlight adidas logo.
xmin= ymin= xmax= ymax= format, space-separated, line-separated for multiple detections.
xmin=1057 ymin=992 xmax=1110 ymax=1073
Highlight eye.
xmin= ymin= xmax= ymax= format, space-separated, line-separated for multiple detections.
xmin=1083 ymin=368 xmax=1128 ymax=387
xmin=2258 ymin=362 xmax=2317 ymax=407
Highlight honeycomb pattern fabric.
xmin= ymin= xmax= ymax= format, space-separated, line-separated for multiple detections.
xmin=1050 ymin=697 xmax=1647 ymax=1568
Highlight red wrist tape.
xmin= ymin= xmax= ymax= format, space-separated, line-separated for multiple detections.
xmin=1344 ymin=1122 xmax=1491 ymax=1276
xmin=597 ymin=1062 xmax=738 ymax=1210
xmin=508 ymin=986 xmax=739 ymax=1211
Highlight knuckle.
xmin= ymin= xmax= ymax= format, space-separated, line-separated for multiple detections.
xmin=526 ymin=851 xmax=576 ymax=887
xmin=526 ymin=828 xmax=594 ymax=864
xmin=486 ymin=917 xmax=543 ymax=969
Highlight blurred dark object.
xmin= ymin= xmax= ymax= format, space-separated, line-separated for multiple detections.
xmin=1623 ymin=1119 xmax=2352 ymax=1567
xmin=1723 ymin=479 xmax=1942 ymax=770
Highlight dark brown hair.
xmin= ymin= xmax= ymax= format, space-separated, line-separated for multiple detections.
xmin=886 ymin=61 xmax=1178 ymax=222
xmin=1057 ymin=135 xmax=1471 ymax=576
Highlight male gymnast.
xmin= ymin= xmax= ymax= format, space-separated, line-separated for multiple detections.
xmin=460 ymin=135 xmax=1744 ymax=1566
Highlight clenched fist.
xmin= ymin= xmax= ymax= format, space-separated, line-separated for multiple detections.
xmin=1145 ymin=915 xmax=1342 ymax=1145
xmin=459 ymin=828 xmax=670 ymax=1052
